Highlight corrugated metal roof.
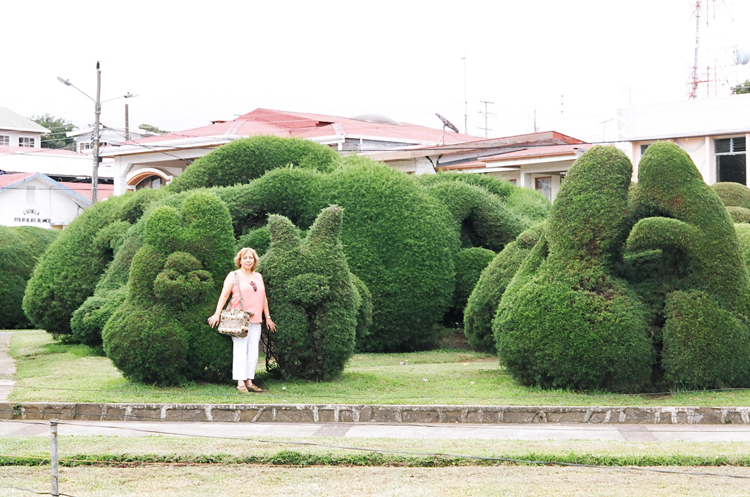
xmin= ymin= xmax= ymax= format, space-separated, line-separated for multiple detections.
xmin=110 ymin=108 xmax=479 ymax=154
xmin=0 ymin=108 xmax=49 ymax=133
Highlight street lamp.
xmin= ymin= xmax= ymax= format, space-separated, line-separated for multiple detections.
xmin=57 ymin=62 xmax=135 ymax=204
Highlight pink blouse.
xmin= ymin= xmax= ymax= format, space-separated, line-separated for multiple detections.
xmin=230 ymin=270 xmax=266 ymax=324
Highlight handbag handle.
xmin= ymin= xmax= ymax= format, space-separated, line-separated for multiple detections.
xmin=226 ymin=271 xmax=247 ymax=313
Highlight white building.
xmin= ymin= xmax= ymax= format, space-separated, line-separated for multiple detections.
xmin=68 ymin=126 xmax=157 ymax=154
xmin=102 ymin=108 xmax=480 ymax=196
xmin=365 ymin=131 xmax=590 ymax=202
xmin=0 ymin=172 xmax=105 ymax=229
xmin=618 ymin=93 xmax=750 ymax=185
xmin=0 ymin=107 xmax=47 ymax=148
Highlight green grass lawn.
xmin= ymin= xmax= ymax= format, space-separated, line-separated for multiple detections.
xmin=8 ymin=330 xmax=750 ymax=406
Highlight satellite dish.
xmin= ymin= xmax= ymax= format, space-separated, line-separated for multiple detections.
xmin=735 ymin=46 xmax=750 ymax=65
xmin=436 ymin=113 xmax=460 ymax=133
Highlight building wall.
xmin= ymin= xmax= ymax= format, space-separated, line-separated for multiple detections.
xmin=112 ymin=149 xmax=213 ymax=195
xmin=0 ymin=129 xmax=43 ymax=148
xmin=0 ymin=179 xmax=87 ymax=229
xmin=630 ymin=134 xmax=750 ymax=186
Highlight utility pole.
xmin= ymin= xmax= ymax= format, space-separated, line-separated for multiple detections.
xmin=462 ymin=55 xmax=468 ymax=134
xmin=92 ymin=62 xmax=102 ymax=205
xmin=478 ymin=100 xmax=494 ymax=138
xmin=125 ymin=103 xmax=130 ymax=141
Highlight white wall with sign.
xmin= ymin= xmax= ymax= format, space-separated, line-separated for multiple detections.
xmin=0 ymin=173 xmax=91 ymax=229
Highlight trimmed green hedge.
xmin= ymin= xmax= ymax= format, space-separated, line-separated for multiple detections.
xmin=0 ymin=226 xmax=58 ymax=330
xmin=421 ymin=180 xmax=525 ymax=252
xmin=727 ymin=206 xmax=750 ymax=224
xmin=168 ymin=136 xmax=340 ymax=193
xmin=417 ymin=172 xmax=550 ymax=224
xmin=735 ymin=224 xmax=750 ymax=271
xmin=102 ymin=191 xmax=235 ymax=384
xmin=258 ymin=206 xmax=360 ymax=380
xmin=23 ymin=189 xmax=162 ymax=335
xmin=494 ymin=146 xmax=654 ymax=392
xmin=217 ymin=158 xmax=460 ymax=352
xmin=627 ymin=142 xmax=750 ymax=389
xmin=445 ymin=247 xmax=496 ymax=326
xmin=711 ymin=182 xmax=750 ymax=209
xmin=463 ymin=225 xmax=543 ymax=353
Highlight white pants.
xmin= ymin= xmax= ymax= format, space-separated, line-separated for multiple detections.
xmin=232 ymin=323 xmax=262 ymax=380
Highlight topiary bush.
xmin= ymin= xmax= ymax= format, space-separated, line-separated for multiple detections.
xmin=417 ymin=172 xmax=550 ymax=226
xmin=70 ymin=287 xmax=126 ymax=347
xmin=0 ymin=226 xmax=58 ymax=330
xmin=168 ymin=136 xmax=340 ymax=193
xmin=23 ymin=189 xmax=163 ymax=336
xmin=727 ymin=206 xmax=750 ymax=224
xmin=711 ymin=182 xmax=750 ymax=209
xmin=236 ymin=226 xmax=271 ymax=257
xmin=258 ymin=206 xmax=361 ymax=380
xmin=216 ymin=158 xmax=460 ymax=352
xmin=494 ymin=146 xmax=655 ymax=392
xmin=421 ymin=180 xmax=525 ymax=252
xmin=627 ymin=142 xmax=750 ymax=389
xmin=445 ymin=247 xmax=496 ymax=327
xmin=735 ymin=224 xmax=750 ymax=270
xmin=102 ymin=191 xmax=235 ymax=384
xmin=463 ymin=224 xmax=543 ymax=353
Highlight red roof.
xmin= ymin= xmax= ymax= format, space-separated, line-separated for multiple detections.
xmin=482 ymin=144 xmax=592 ymax=162
xmin=123 ymin=108 xmax=478 ymax=148
xmin=0 ymin=172 xmax=34 ymax=188
xmin=58 ymin=182 xmax=115 ymax=201
xmin=0 ymin=146 xmax=85 ymax=157
xmin=0 ymin=172 xmax=112 ymax=201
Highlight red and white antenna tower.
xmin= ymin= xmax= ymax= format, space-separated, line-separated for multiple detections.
xmin=688 ymin=0 xmax=703 ymax=99
xmin=688 ymin=0 xmax=746 ymax=98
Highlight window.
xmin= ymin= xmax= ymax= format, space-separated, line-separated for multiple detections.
xmin=535 ymin=176 xmax=552 ymax=201
xmin=79 ymin=142 xmax=92 ymax=153
xmin=135 ymin=175 xmax=165 ymax=190
xmin=716 ymin=137 xmax=747 ymax=185
xmin=0 ymin=135 xmax=8 ymax=146
xmin=18 ymin=137 xmax=34 ymax=147
xmin=640 ymin=144 xmax=651 ymax=156
xmin=507 ymin=179 xmax=517 ymax=185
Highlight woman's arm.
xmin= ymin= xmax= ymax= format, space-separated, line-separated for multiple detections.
xmin=207 ymin=272 xmax=235 ymax=327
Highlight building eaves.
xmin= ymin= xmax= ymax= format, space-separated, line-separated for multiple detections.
xmin=0 ymin=108 xmax=49 ymax=133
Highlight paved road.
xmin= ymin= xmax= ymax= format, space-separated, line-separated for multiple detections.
xmin=4 ymin=419 xmax=750 ymax=442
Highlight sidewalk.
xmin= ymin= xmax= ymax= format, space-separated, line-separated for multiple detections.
xmin=5 ymin=419 xmax=750 ymax=442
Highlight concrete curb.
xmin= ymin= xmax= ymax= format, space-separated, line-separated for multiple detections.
xmin=3 ymin=402 xmax=750 ymax=424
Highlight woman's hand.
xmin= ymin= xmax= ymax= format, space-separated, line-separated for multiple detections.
xmin=266 ymin=317 xmax=276 ymax=332
xmin=207 ymin=313 xmax=221 ymax=328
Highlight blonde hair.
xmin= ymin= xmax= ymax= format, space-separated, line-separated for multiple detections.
xmin=234 ymin=247 xmax=259 ymax=271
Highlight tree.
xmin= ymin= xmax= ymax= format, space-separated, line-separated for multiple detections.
xmin=31 ymin=114 xmax=75 ymax=150
xmin=732 ymin=80 xmax=750 ymax=95
xmin=138 ymin=123 xmax=169 ymax=134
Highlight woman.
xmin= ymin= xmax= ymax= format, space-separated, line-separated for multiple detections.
xmin=208 ymin=247 xmax=276 ymax=393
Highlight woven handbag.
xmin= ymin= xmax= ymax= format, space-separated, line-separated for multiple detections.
xmin=217 ymin=272 xmax=254 ymax=338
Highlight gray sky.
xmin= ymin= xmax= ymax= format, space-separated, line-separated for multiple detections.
xmin=4 ymin=0 xmax=750 ymax=144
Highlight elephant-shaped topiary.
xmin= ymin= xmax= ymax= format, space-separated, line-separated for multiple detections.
xmin=259 ymin=205 xmax=363 ymax=380
xmin=494 ymin=146 xmax=655 ymax=392
xmin=102 ymin=191 xmax=235 ymax=384
xmin=493 ymin=142 xmax=750 ymax=392
xmin=627 ymin=142 xmax=750 ymax=388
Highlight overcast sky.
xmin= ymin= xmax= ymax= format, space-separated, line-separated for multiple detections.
xmin=4 ymin=0 xmax=750 ymax=145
